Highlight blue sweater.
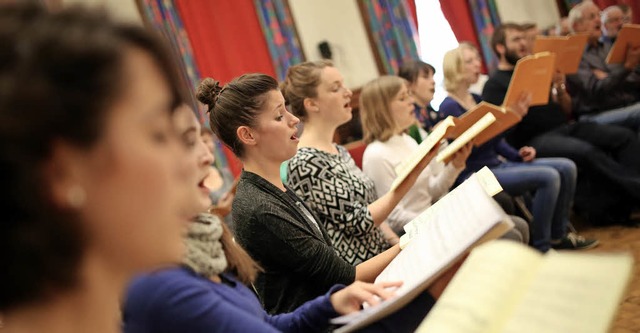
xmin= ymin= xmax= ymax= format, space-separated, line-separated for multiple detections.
xmin=439 ymin=94 xmax=521 ymax=182
xmin=123 ymin=267 xmax=341 ymax=333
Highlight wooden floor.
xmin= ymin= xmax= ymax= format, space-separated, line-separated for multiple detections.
xmin=575 ymin=222 xmax=640 ymax=332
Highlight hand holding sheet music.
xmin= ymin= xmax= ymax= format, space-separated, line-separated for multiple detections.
xmin=416 ymin=240 xmax=633 ymax=333
xmin=332 ymin=170 xmax=513 ymax=333
xmin=503 ymin=52 xmax=556 ymax=107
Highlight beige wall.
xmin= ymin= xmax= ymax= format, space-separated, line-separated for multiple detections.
xmin=62 ymin=0 xmax=142 ymax=24
xmin=495 ymin=0 xmax=561 ymax=30
xmin=288 ymin=0 xmax=379 ymax=89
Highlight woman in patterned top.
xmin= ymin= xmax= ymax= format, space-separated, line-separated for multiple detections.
xmin=282 ymin=61 xmax=437 ymax=265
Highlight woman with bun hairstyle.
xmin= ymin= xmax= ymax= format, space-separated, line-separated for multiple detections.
xmin=124 ymin=106 xmax=402 ymax=333
xmin=198 ymin=74 xmax=449 ymax=330
xmin=0 ymin=3 xmax=198 ymax=332
xmin=281 ymin=60 xmax=436 ymax=265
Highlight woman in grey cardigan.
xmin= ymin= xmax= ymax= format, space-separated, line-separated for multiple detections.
xmin=197 ymin=74 xmax=450 ymax=329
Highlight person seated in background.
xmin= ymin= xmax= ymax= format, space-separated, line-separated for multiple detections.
xmin=200 ymin=127 xmax=236 ymax=226
xmin=398 ymin=59 xmax=523 ymax=220
xmin=396 ymin=60 xmax=445 ymax=133
xmin=197 ymin=74 xmax=454 ymax=326
xmin=359 ymin=75 xmax=469 ymax=235
xmin=555 ymin=16 xmax=571 ymax=36
xmin=359 ymin=75 xmax=529 ymax=244
xmin=484 ymin=22 xmax=640 ymax=226
xmin=282 ymin=60 xmax=442 ymax=262
xmin=601 ymin=5 xmax=626 ymax=45
xmin=566 ymin=1 xmax=640 ymax=133
xmin=0 ymin=3 xmax=202 ymax=332
xmin=619 ymin=4 xmax=633 ymax=25
xmin=439 ymin=42 xmax=596 ymax=252
xmin=123 ymin=105 xmax=404 ymax=333
xmin=521 ymin=22 xmax=539 ymax=54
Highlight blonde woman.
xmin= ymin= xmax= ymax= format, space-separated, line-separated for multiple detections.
xmin=439 ymin=43 xmax=597 ymax=252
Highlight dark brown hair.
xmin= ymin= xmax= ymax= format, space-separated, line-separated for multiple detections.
xmin=197 ymin=74 xmax=279 ymax=158
xmin=0 ymin=3 xmax=187 ymax=311
xmin=280 ymin=60 xmax=334 ymax=119
xmin=491 ymin=23 xmax=525 ymax=56
xmin=397 ymin=60 xmax=435 ymax=84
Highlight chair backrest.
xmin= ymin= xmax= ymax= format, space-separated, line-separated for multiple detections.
xmin=344 ymin=140 xmax=367 ymax=169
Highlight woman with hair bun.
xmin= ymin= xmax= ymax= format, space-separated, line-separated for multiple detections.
xmin=199 ymin=74 xmax=453 ymax=331
xmin=123 ymin=106 xmax=405 ymax=333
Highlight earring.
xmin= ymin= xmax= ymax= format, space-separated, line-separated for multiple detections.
xmin=67 ymin=185 xmax=86 ymax=208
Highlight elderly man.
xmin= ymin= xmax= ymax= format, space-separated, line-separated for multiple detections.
xmin=601 ymin=5 xmax=625 ymax=45
xmin=566 ymin=1 xmax=640 ymax=133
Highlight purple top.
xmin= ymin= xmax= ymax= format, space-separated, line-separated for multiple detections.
xmin=123 ymin=267 xmax=341 ymax=333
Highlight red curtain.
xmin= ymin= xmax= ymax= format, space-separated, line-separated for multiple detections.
xmin=175 ymin=0 xmax=276 ymax=84
xmin=438 ymin=0 xmax=488 ymax=73
xmin=592 ymin=0 xmax=639 ymax=24
xmin=439 ymin=0 xmax=480 ymax=46
xmin=407 ymin=0 xmax=418 ymax=28
xmin=176 ymin=0 xmax=276 ymax=176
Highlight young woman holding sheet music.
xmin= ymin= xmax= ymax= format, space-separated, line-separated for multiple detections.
xmin=281 ymin=61 xmax=435 ymax=265
xmin=198 ymin=74 xmax=454 ymax=331
xmin=123 ymin=105 xmax=409 ymax=333
xmin=438 ymin=43 xmax=597 ymax=252
xmin=358 ymin=75 xmax=529 ymax=244
xmin=359 ymin=75 xmax=469 ymax=233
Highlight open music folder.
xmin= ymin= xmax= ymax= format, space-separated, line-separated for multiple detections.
xmin=331 ymin=169 xmax=514 ymax=333
xmin=390 ymin=53 xmax=555 ymax=191
xmin=533 ymin=34 xmax=588 ymax=74
xmin=416 ymin=240 xmax=633 ymax=333
xmin=606 ymin=24 xmax=640 ymax=64
xmin=503 ymin=52 xmax=556 ymax=107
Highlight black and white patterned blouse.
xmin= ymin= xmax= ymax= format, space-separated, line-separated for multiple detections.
xmin=287 ymin=145 xmax=388 ymax=265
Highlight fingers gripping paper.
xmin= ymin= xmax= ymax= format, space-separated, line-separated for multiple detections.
xmin=331 ymin=170 xmax=513 ymax=333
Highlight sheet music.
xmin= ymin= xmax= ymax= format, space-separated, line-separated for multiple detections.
xmin=331 ymin=175 xmax=509 ymax=332
xmin=416 ymin=240 xmax=542 ymax=333
xmin=502 ymin=252 xmax=633 ymax=333
xmin=436 ymin=112 xmax=496 ymax=163
xmin=476 ymin=166 xmax=503 ymax=196
xmin=391 ymin=117 xmax=456 ymax=191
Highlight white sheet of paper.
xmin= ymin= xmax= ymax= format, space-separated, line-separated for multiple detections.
xmin=436 ymin=112 xmax=496 ymax=163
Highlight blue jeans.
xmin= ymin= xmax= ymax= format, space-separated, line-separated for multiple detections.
xmin=580 ymin=102 xmax=640 ymax=134
xmin=491 ymin=158 xmax=577 ymax=252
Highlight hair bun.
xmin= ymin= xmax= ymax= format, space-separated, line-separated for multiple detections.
xmin=196 ymin=78 xmax=224 ymax=109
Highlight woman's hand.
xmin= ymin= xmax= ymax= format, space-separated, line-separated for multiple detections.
xmin=506 ymin=91 xmax=532 ymax=117
xmin=330 ymin=281 xmax=403 ymax=315
xmin=450 ymin=142 xmax=472 ymax=169
xmin=519 ymin=146 xmax=536 ymax=162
